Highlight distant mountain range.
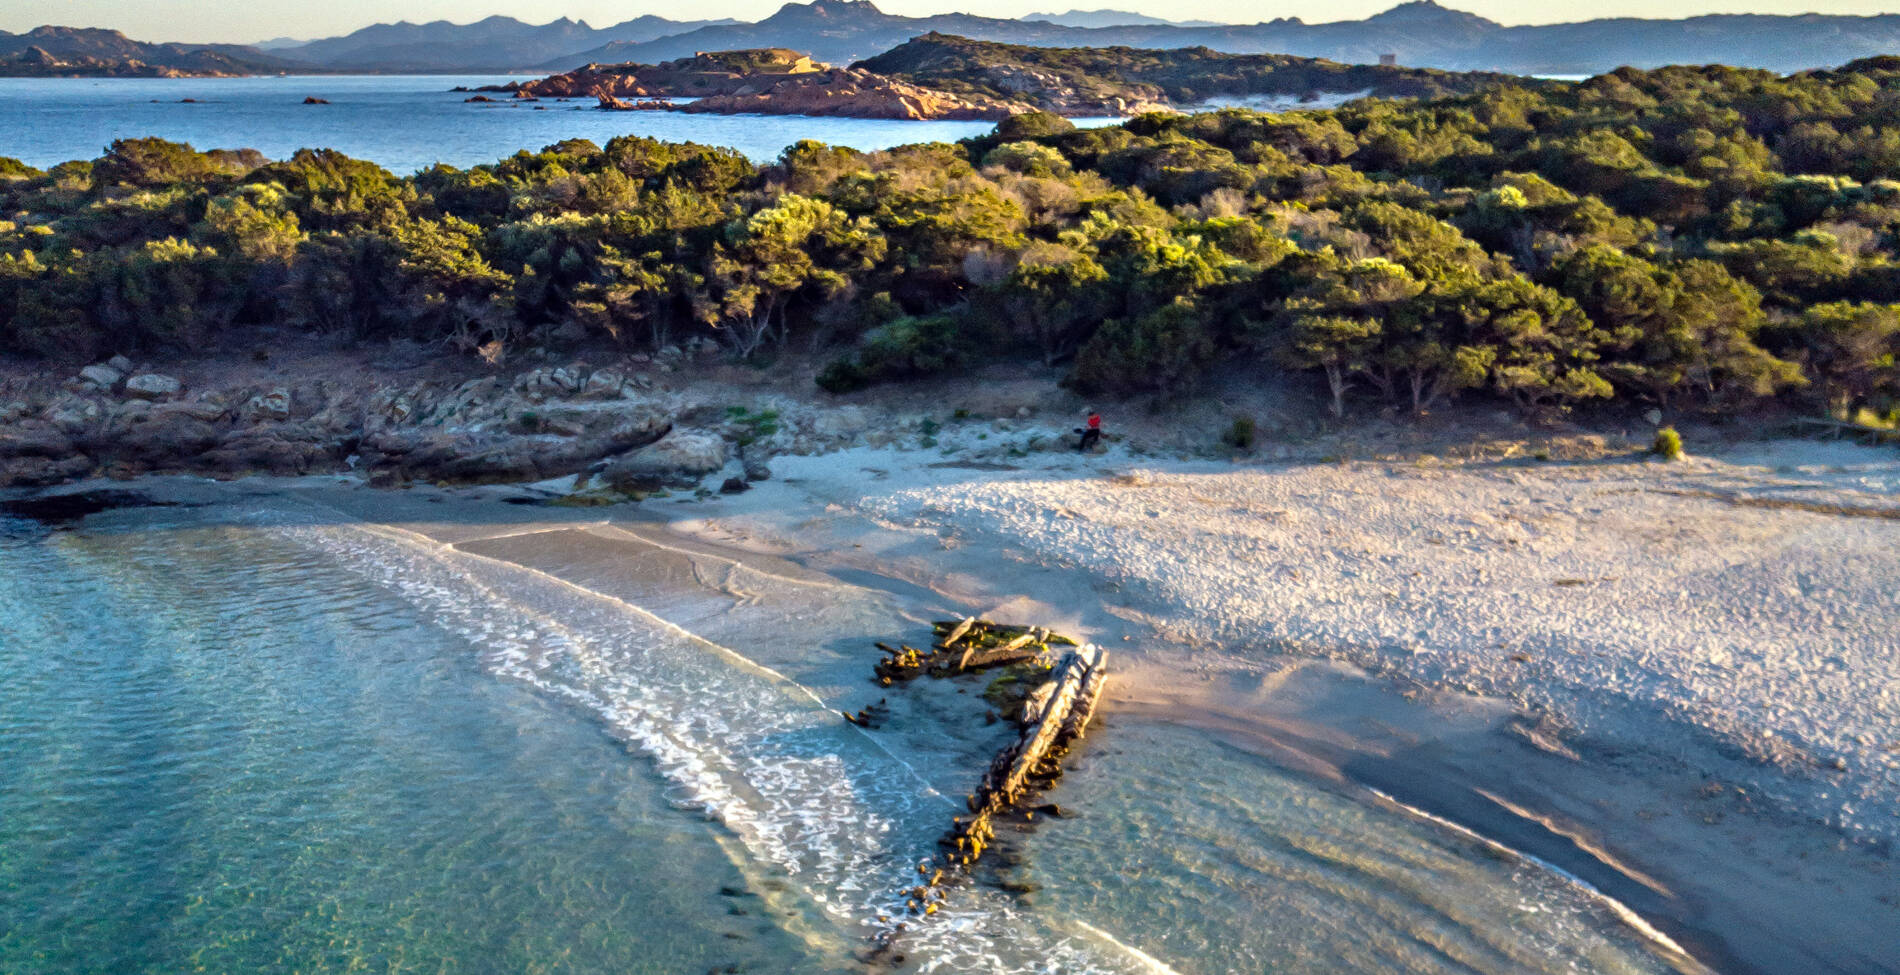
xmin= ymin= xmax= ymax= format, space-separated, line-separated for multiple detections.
xmin=269 ymin=14 xmax=734 ymax=73
xmin=11 ymin=2 xmax=1900 ymax=79
xmin=0 ymin=25 xmax=293 ymax=77
xmin=1022 ymin=9 xmax=1226 ymax=29
xmin=568 ymin=0 xmax=1900 ymax=75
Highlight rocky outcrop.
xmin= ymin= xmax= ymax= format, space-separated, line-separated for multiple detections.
xmin=1 ymin=351 xmax=952 ymax=495
xmin=0 ymin=357 xmax=704 ymax=492
xmin=495 ymin=50 xmax=1026 ymax=120
xmin=678 ymin=67 xmax=1021 ymax=119
xmin=600 ymin=427 xmax=728 ymax=491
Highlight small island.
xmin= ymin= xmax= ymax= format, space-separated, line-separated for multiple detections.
xmin=485 ymin=34 xmax=1538 ymax=120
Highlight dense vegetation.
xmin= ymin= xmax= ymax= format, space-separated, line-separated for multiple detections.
xmin=7 ymin=59 xmax=1900 ymax=420
xmin=856 ymin=33 xmax=1540 ymax=110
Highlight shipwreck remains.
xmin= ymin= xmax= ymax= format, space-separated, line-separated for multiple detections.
xmin=859 ymin=618 xmax=1108 ymax=933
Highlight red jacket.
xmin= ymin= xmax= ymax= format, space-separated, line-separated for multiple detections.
xmin=1086 ymin=413 xmax=1101 ymax=430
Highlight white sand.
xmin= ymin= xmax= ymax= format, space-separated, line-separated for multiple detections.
xmin=689 ymin=433 xmax=1900 ymax=842
xmin=666 ymin=427 xmax=1900 ymax=970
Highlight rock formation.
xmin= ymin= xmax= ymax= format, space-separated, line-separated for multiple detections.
xmin=0 ymin=354 xmax=898 ymax=495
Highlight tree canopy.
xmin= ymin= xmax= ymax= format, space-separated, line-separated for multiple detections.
xmin=8 ymin=58 xmax=1900 ymax=420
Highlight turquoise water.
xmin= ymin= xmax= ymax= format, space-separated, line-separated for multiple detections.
xmin=0 ymin=491 xmax=1699 ymax=974
xmin=0 ymin=507 xmax=823 ymax=975
xmin=0 ymin=76 xmax=1117 ymax=173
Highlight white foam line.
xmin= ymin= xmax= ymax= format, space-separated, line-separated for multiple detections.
xmin=1364 ymin=787 xmax=1717 ymax=975
xmin=268 ymin=498 xmax=1143 ymax=974
xmin=1069 ymin=920 xmax=1185 ymax=975
xmin=447 ymin=524 xmax=594 ymax=544
xmin=430 ymin=524 xmax=963 ymax=809
xmin=351 ymin=519 xmax=826 ymax=702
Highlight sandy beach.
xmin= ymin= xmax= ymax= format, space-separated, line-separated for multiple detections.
xmin=643 ymin=429 xmax=1900 ymax=974
xmin=10 ymin=385 xmax=1898 ymax=972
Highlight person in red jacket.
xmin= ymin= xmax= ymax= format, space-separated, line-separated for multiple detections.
xmin=1077 ymin=410 xmax=1102 ymax=451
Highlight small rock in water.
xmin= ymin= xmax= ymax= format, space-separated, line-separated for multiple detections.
xmin=719 ymin=476 xmax=750 ymax=494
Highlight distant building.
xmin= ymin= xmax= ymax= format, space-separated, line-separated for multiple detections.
xmin=1379 ymin=53 xmax=1398 ymax=66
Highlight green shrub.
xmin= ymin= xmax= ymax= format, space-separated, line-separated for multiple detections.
xmin=1652 ymin=426 xmax=1684 ymax=460
xmin=993 ymin=111 xmax=1076 ymax=141
xmin=1223 ymin=416 xmax=1257 ymax=451
xmin=725 ymin=406 xmax=781 ymax=445
xmin=0 ymin=156 xmax=41 ymax=180
xmin=1070 ymin=299 xmax=1217 ymax=395
xmin=815 ymin=313 xmax=978 ymax=393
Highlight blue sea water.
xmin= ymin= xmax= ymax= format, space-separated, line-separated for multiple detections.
xmin=0 ymin=504 xmax=826 ymax=974
xmin=0 ymin=75 xmax=1114 ymax=173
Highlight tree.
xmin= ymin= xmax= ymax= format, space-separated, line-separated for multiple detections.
xmin=1277 ymin=313 xmax=1379 ymax=417
xmin=700 ymin=194 xmax=884 ymax=358
xmin=1794 ymin=302 xmax=1900 ymax=416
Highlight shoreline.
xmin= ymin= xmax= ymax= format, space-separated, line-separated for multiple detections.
xmin=7 ymin=357 xmax=1899 ymax=971
xmin=646 ymin=438 xmax=1900 ymax=973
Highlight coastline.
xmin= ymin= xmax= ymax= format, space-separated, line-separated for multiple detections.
xmin=653 ymin=438 xmax=1900 ymax=973
xmin=6 ymin=347 xmax=1899 ymax=971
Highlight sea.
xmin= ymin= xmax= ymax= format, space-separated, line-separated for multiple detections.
xmin=0 ymin=483 xmax=1698 ymax=974
xmin=0 ymin=75 xmax=1118 ymax=173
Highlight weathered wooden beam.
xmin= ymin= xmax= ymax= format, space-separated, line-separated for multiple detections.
xmin=939 ymin=616 xmax=977 ymax=648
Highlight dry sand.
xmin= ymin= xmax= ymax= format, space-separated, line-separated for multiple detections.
xmin=659 ymin=431 xmax=1900 ymax=974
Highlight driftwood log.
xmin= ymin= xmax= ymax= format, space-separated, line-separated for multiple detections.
xmin=941 ymin=643 xmax=1106 ymax=871
xmin=856 ymin=618 xmax=1108 ymax=935
xmin=871 ymin=618 xmax=1078 ymax=684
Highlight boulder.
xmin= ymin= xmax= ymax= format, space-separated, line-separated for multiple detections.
xmin=245 ymin=387 xmax=292 ymax=421
xmin=515 ymin=366 xmax=582 ymax=401
xmin=0 ymin=421 xmax=76 ymax=460
xmin=44 ymin=398 xmax=101 ymax=434
xmin=360 ymin=407 xmax=670 ymax=485
xmin=76 ymin=364 xmax=122 ymax=390
xmin=580 ymin=369 xmax=630 ymax=400
xmin=201 ymin=424 xmax=347 ymax=476
xmin=123 ymin=373 xmax=183 ymax=400
xmin=106 ymin=410 xmax=220 ymax=465
xmin=155 ymin=400 xmax=230 ymax=423
xmin=600 ymin=428 xmax=727 ymax=491
xmin=108 ymin=399 xmax=154 ymax=424
xmin=106 ymin=355 xmax=134 ymax=374
xmin=811 ymin=406 xmax=869 ymax=440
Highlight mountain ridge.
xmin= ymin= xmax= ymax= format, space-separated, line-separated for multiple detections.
xmin=0 ymin=26 xmax=293 ymax=77
xmin=12 ymin=2 xmax=1900 ymax=78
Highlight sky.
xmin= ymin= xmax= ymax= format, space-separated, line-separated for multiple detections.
xmin=4 ymin=0 xmax=1898 ymax=44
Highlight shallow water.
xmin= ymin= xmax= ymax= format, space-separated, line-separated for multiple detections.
xmin=0 ymin=76 xmax=1118 ymax=172
xmin=0 ymin=489 xmax=1697 ymax=973
xmin=0 ymin=505 xmax=821 ymax=974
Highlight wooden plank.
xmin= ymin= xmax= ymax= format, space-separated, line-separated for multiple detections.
xmin=941 ymin=616 xmax=977 ymax=648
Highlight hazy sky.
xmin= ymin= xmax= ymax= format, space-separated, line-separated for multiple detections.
xmin=5 ymin=0 xmax=1897 ymax=44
